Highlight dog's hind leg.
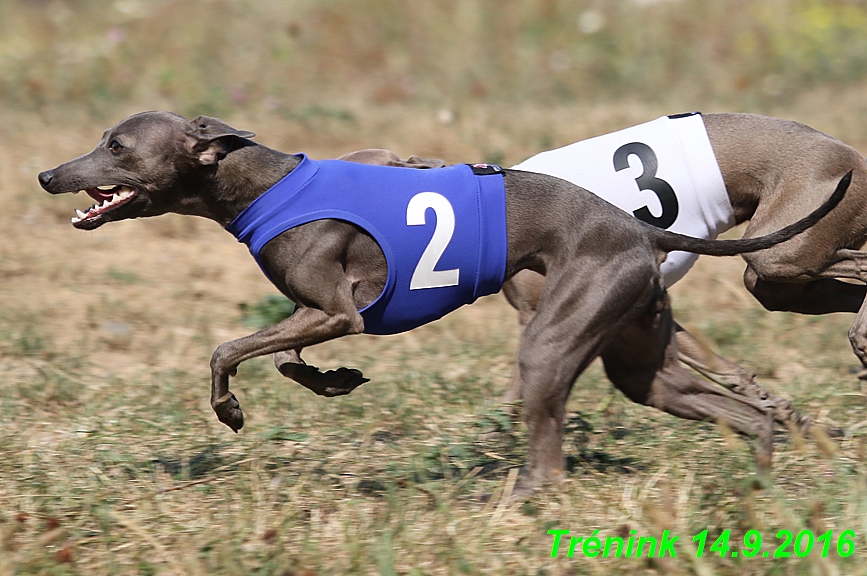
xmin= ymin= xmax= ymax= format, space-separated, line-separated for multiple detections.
xmin=743 ymin=267 xmax=865 ymax=315
xmin=748 ymin=251 xmax=867 ymax=370
xmin=502 ymin=269 xmax=807 ymax=434
xmin=674 ymin=324 xmax=811 ymax=432
xmin=602 ymin=305 xmax=775 ymax=470
xmin=516 ymin=260 xmax=660 ymax=493
xmin=743 ymin=257 xmax=867 ymax=373
xmin=273 ymin=349 xmax=369 ymax=397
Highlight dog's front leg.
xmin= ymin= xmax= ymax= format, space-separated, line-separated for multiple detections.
xmin=273 ymin=349 xmax=369 ymax=397
xmin=210 ymin=305 xmax=364 ymax=431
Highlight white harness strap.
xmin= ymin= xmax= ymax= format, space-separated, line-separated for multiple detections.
xmin=512 ymin=113 xmax=734 ymax=286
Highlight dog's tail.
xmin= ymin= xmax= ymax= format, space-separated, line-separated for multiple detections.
xmin=649 ymin=170 xmax=851 ymax=256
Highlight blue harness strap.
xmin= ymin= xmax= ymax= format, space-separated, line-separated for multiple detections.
xmin=227 ymin=155 xmax=508 ymax=335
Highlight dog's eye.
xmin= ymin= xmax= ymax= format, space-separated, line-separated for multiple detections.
xmin=109 ymin=140 xmax=123 ymax=154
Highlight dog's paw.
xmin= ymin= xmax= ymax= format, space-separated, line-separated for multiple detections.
xmin=321 ymin=367 xmax=370 ymax=397
xmin=774 ymin=398 xmax=812 ymax=433
xmin=213 ymin=392 xmax=244 ymax=432
xmin=511 ymin=473 xmax=544 ymax=502
xmin=280 ymin=364 xmax=370 ymax=397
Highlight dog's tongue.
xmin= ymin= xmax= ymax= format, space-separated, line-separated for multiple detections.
xmin=85 ymin=188 xmax=114 ymax=202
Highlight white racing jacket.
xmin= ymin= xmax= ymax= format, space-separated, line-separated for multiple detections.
xmin=512 ymin=112 xmax=735 ymax=286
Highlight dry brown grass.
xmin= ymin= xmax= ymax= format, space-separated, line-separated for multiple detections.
xmin=2 ymin=98 xmax=867 ymax=575
xmin=3 ymin=1 xmax=867 ymax=574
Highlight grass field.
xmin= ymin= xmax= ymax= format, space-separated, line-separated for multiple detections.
xmin=3 ymin=1 xmax=867 ymax=574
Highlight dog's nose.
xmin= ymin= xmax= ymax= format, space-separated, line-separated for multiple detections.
xmin=38 ymin=170 xmax=53 ymax=188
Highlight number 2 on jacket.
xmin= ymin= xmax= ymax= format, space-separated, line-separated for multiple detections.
xmin=407 ymin=192 xmax=460 ymax=290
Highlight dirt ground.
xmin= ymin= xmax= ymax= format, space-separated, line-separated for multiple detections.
xmin=2 ymin=98 xmax=867 ymax=574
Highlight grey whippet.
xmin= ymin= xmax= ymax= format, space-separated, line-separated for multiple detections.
xmin=37 ymin=112 xmax=849 ymax=491
xmin=344 ymin=112 xmax=867 ymax=433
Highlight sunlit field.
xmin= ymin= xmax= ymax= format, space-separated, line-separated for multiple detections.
xmin=2 ymin=1 xmax=867 ymax=574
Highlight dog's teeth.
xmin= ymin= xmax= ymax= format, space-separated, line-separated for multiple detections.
xmin=120 ymin=189 xmax=132 ymax=198
xmin=112 ymin=193 xmax=121 ymax=202
xmin=75 ymin=209 xmax=87 ymax=219
xmin=71 ymin=216 xmax=81 ymax=223
xmin=97 ymin=185 xmax=115 ymax=191
xmin=102 ymin=199 xmax=111 ymax=208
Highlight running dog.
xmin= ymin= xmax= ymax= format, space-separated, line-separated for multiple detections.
xmin=37 ymin=112 xmax=849 ymax=491
xmin=344 ymin=112 xmax=867 ymax=432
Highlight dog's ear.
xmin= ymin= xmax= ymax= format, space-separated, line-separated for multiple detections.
xmin=185 ymin=116 xmax=256 ymax=166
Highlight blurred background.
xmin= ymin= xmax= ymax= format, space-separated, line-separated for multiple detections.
xmin=4 ymin=0 xmax=867 ymax=147
xmin=3 ymin=1 xmax=867 ymax=574
xmin=5 ymin=0 xmax=867 ymax=114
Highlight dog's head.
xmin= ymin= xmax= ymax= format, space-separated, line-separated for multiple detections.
xmin=38 ymin=111 xmax=255 ymax=230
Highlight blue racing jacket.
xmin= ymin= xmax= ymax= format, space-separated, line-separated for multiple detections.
xmin=227 ymin=155 xmax=508 ymax=335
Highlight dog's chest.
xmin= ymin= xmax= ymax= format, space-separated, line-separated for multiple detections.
xmin=228 ymin=157 xmax=508 ymax=335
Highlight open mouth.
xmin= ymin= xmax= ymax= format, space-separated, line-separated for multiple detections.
xmin=71 ymin=185 xmax=137 ymax=226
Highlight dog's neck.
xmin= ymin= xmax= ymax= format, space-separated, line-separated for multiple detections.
xmin=178 ymin=143 xmax=302 ymax=227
